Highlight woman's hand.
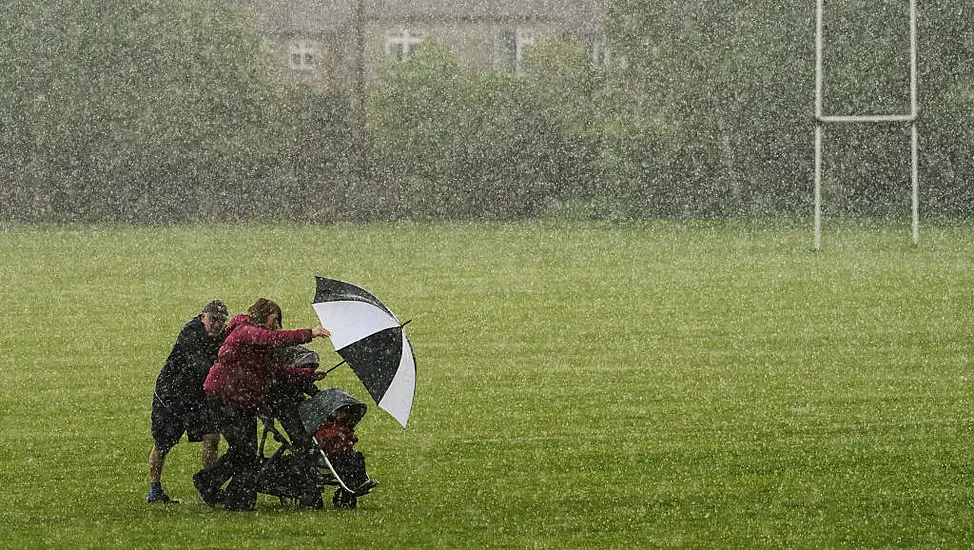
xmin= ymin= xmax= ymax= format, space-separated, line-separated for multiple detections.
xmin=311 ymin=325 xmax=332 ymax=338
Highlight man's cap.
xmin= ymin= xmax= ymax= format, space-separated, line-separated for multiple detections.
xmin=202 ymin=300 xmax=229 ymax=321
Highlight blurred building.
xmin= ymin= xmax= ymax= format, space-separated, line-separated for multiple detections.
xmin=236 ymin=0 xmax=609 ymax=91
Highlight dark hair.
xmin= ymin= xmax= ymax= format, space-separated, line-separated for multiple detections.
xmin=248 ymin=298 xmax=282 ymax=328
xmin=201 ymin=299 xmax=228 ymax=320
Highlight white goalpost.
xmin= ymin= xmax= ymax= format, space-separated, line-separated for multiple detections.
xmin=814 ymin=0 xmax=919 ymax=250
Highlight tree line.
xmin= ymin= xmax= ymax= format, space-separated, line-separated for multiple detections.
xmin=1 ymin=0 xmax=971 ymax=223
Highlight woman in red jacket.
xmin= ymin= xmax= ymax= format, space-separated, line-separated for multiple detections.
xmin=193 ymin=298 xmax=331 ymax=511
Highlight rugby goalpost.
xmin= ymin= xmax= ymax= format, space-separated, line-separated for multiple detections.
xmin=814 ymin=0 xmax=919 ymax=250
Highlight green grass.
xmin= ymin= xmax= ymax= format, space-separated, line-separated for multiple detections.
xmin=2 ymin=221 xmax=973 ymax=548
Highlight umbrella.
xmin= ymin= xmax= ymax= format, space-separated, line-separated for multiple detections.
xmin=312 ymin=276 xmax=416 ymax=427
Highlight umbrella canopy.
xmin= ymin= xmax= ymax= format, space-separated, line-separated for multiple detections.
xmin=298 ymin=388 xmax=367 ymax=433
xmin=312 ymin=276 xmax=416 ymax=427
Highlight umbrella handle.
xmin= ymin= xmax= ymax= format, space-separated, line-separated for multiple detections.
xmin=324 ymin=359 xmax=347 ymax=375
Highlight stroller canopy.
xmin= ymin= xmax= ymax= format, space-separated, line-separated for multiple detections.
xmin=299 ymin=388 xmax=367 ymax=434
xmin=275 ymin=344 xmax=320 ymax=368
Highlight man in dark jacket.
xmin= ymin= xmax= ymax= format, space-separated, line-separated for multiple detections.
xmin=146 ymin=300 xmax=229 ymax=504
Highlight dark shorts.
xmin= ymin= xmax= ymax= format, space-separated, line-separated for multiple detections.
xmin=151 ymin=393 xmax=218 ymax=454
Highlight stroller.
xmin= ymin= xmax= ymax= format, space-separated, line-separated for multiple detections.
xmin=255 ymin=347 xmax=377 ymax=509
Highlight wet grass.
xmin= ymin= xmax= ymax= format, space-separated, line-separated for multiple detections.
xmin=1 ymin=220 xmax=973 ymax=548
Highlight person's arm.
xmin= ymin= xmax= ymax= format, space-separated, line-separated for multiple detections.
xmin=234 ymin=324 xmax=314 ymax=348
xmin=164 ymin=322 xmax=200 ymax=377
xmin=236 ymin=323 xmax=331 ymax=349
xmin=277 ymin=364 xmax=327 ymax=384
xmin=183 ymin=327 xmax=218 ymax=373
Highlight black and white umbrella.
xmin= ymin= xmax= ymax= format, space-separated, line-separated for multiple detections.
xmin=312 ymin=276 xmax=416 ymax=427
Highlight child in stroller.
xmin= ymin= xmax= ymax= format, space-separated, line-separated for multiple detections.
xmin=256 ymin=345 xmax=377 ymax=509
xmin=312 ymin=399 xmax=378 ymax=497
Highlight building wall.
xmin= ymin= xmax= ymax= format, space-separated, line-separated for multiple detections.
xmin=240 ymin=1 xmax=606 ymax=92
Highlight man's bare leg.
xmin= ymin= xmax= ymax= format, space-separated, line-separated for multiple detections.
xmin=147 ymin=446 xmax=177 ymax=503
xmin=201 ymin=434 xmax=220 ymax=469
xmin=149 ymin=446 xmax=166 ymax=483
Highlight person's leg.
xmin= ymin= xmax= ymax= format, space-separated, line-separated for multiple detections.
xmin=220 ymin=408 xmax=258 ymax=511
xmin=146 ymin=446 xmax=176 ymax=502
xmin=148 ymin=396 xmax=182 ymax=503
xmin=149 ymin=445 xmax=166 ymax=484
xmin=195 ymin=401 xmax=256 ymax=509
xmin=186 ymin=400 xmax=221 ymax=470
xmin=193 ymin=454 xmax=229 ymax=507
xmin=193 ymin=403 xmax=236 ymax=507
xmin=200 ymin=434 xmax=220 ymax=470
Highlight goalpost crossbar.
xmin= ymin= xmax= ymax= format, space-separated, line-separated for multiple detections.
xmin=813 ymin=0 xmax=919 ymax=250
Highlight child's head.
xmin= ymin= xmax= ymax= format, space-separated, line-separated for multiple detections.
xmin=329 ymin=407 xmax=353 ymax=425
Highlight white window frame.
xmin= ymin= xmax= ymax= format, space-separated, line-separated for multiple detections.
xmin=289 ymin=40 xmax=317 ymax=71
xmin=386 ymin=29 xmax=425 ymax=62
xmin=590 ymin=38 xmax=612 ymax=68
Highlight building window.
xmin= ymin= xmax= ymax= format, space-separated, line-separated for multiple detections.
xmin=289 ymin=41 xmax=317 ymax=71
xmin=590 ymin=38 xmax=612 ymax=69
xmin=386 ymin=29 xmax=425 ymax=61
xmin=496 ymin=29 xmax=536 ymax=75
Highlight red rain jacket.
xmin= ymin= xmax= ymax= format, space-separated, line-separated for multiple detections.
xmin=314 ymin=420 xmax=359 ymax=455
xmin=204 ymin=314 xmax=317 ymax=410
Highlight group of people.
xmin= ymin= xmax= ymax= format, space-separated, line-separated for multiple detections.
xmin=147 ymin=298 xmax=333 ymax=511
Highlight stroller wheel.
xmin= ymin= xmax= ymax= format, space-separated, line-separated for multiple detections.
xmin=332 ymin=488 xmax=357 ymax=509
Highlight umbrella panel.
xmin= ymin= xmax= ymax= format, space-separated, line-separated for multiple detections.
xmin=314 ymin=276 xmax=392 ymax=317
xmin=337 ymin=327 xmax=404 ymax=405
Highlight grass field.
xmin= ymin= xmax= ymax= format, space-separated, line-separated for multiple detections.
xmin=2 ymin=221 xmax=973 ymax=548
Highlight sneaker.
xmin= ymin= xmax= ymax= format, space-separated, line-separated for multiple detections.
xmin=146 ymin=492 xmax=179 ymax=504
xmin=192 ymin=472 xmax=222 ymax=507
xmin=354 ymin=479 xmax=378 ymax=495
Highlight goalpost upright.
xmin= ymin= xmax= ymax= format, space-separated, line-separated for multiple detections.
xmin=814 ymin=0 xmax=919 ymax=250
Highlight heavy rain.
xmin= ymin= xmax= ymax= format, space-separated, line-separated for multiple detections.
xmin=1 ymin=0 xmax=973 ymax=547
xmin=3 ymin=0 xmax=970 ymax=223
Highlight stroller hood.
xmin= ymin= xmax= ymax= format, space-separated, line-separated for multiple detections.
xmin=299 ymin=388 xmax=367 ymax=433
xmin=275 ymin=344 xmax=320 ymax=368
